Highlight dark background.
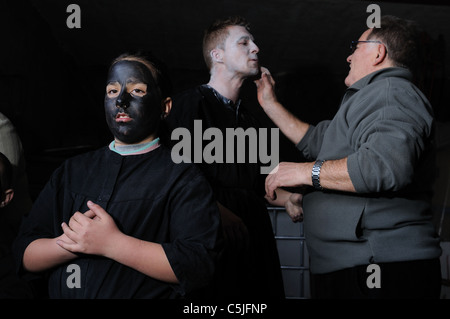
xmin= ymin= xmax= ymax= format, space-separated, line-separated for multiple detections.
xmin=1 ymin=0 xmax=449 ymax=201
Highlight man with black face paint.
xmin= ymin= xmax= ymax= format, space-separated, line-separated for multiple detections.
xmin=12 ymin=52 xmax=222 ymax=299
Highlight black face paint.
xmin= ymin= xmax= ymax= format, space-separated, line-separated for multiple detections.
xmin=104 ymin=60 xmax=162 ymax=144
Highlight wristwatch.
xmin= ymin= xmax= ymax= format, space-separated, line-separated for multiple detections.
xmin=311 ymin=159 xmax=325 ymax=190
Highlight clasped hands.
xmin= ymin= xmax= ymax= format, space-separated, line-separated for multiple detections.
xmin=56 ymin=200 xmax=121 ymax=257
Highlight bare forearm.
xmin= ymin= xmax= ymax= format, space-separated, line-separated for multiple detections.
xmin=288 ymin=159 xmax=356 ymax=192
xmin=265 ymin=187 xmax=292 ymax=206
xmin=57 ymin=201 xmax=179 ymax=284
xmin=262 ymin=100 xmax=310 ymax=145
xmin=317 ymin=158 xmax=356 ymax=192
xmin=23 ymin=238 xmax=78 ymax=272
xmin=25 ymin=235 xmax=178 ymax=284
xmin=255 ymin=69 xmax=309 ymax=144
xmin=265 ymin=158 xmax=356 ymax=199
xmin=105 ymin=233 xmax=178 ymax=284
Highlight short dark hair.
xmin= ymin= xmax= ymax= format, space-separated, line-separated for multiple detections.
xmin=202 ymin=16 xmax=251 ymax=70
xmin=368 ymin=15 xmax=422 ymax=72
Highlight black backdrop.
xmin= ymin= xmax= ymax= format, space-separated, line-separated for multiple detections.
xmin=1 ymin=0 xmax=449 ymax=199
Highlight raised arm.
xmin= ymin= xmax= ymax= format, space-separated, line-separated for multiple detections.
xmin=254 ymin=68 xmax=310 ymax=145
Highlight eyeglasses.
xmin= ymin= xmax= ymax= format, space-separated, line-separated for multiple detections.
xmin=350 ymin=40 xmax=383 ymax=54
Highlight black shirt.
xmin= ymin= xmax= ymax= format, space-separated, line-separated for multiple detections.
xmin=166 ymin=85 xmax=285 ymax=298
xmin=12 ymin=145 xmax=221 ymax=298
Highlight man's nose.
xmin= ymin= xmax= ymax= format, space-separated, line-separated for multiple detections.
xmin=251 ymin=41 xmax=259 ymax=54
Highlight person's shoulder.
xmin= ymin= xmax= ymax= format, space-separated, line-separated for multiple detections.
xmin=156 ymin=145 xmax=207 ymax=181
xmin=43 ymin=147 xmax=106 ymax=185
xmin=372 ymin=67 xmax=415 ymax=89
xmin=167 ymin=85 xmax=207 ymax=126
xmin=0 ymin=112 xmax=12 ymax=124
xmin=62 ymin=146 xmax=108 ymax=170
xmin=172 ymin=85 xmax=205 ymax=103
xmin=157 ymin=145 xmax=192 ymax=168
xmin=0 ymin=112 xmax=18 ymax=135
xmin=380 ymin=68 xmax=428 ymax=100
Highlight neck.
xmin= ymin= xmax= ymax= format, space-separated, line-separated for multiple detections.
xmin=207 ymin=72 xmax=243 ymax=103
xmin=109 ymin=137 xmax=160 ymax=156
xmin=114 ymin=134 xmax=157 ymax=147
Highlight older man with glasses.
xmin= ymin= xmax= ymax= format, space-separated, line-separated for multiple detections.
xmin=255 ymin=15 xmax=442 ymax=299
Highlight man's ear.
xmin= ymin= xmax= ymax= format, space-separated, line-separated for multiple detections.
xmin=374 ymin=43 xmax=388 ymax=66
xmin=0 ymin=189 xmax=14 ymax=208
xmin=210 ymin=48 xmax=223 ymax=64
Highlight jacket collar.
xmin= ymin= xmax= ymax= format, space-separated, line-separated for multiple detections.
xmin=201 ymin=84 xmax=241 ymax=112
xmin=348 ymin=67 xmax=413 ymax=91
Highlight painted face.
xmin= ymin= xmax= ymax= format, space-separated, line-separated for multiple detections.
xmin=104 ymin=60 xmax=162 ymax=144
xmin=222 ymin=25 xmax=260 ymax=77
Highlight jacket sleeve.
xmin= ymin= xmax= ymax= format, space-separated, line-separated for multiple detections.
xmin=11 ymin=164 xmax=65 ymax=275
xmin=296 ymin=120 xmax=331 ymax=161
xmin=346 ymin=83 xmax=434 ymax=193
xmin=161 ymin=167 xmax=222 ymax=296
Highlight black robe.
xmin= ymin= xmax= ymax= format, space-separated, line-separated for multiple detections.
xmin=166 ymin=84 xmax=285 ymax=299
xmin=12 ymin=145 xmax=222 ymax=298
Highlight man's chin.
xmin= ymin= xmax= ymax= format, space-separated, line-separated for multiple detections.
xmin=247 ymin=67 xmax=262 ymax=81
xmin=344 ymin=75 xmax=353 ymax=87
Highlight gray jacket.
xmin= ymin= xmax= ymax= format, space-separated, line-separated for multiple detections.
xmin=297 ymin=67 xmax=441 ymax=274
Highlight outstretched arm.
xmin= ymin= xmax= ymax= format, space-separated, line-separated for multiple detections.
xmin=254 ymin=68 xmax=310 ymax=145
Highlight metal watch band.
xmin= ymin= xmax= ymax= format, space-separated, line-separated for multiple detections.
xmin=312 ymin=159 xmax=325 ymax=190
